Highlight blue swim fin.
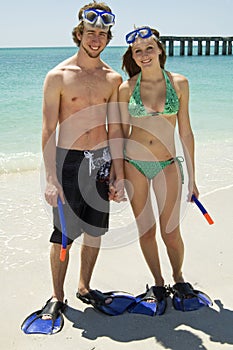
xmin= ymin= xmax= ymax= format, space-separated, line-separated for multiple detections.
xmin=21 ymin=299 xmax=65 ymax=335
xmin=128 ymin=285 xmax=168 ymax=316
xmin=100 ymin=291 xmax=137 ymax=315
xmin=171 ymin=282 xmax=213 ymax=312
xmin=77 ymin=289 xmax=136 ymax=316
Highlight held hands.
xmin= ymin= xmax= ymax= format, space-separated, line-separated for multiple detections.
xmin=108 ymin=178 xmax=127 ymax=203
xmin=45 ymin=175 xmax=127 ymax=205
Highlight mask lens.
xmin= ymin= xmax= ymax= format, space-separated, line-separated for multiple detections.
xmin=101 ymin=12 xmax=115 ymax=25
xmin=139 ymin=28 xmax=151 ymax=38
xmin=84 ymin=10 xmax=97 ymax=23
xmin=126 ymin=32 xmax=137 ymax=44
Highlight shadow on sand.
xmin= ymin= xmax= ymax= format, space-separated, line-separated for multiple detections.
xmin=64 ymin=298 xmax=233 ymax=349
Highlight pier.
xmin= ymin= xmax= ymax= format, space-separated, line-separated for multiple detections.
xmin=160 ymin=36 xmax=233 ymax=56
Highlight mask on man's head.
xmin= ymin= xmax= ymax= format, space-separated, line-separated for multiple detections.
xmin=81 ymin=8 xmax=115 ymax=29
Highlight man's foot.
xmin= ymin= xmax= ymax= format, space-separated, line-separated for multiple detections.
xmin=76 ymin=289 xmax=112 ymax=306
xmin=41 ymin=298 xmax=67 ymax=320
xmin=41 ymin=297 xmax=65 ymax=320
xmin=21 ymin=298 xmax=66 ymax=335
xmin=76 ymin=289 xmax=138 ymax=316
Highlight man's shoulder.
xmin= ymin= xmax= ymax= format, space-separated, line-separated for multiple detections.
xmin=102 ymin=63 xmax=122 ymax=84
xmin=49 ymin=54 xmax=79 ymax=73
xmin=45 ymin=56 xmax=80 ymax=81
xmin=43 ymin=67 xmax=64 ymax=89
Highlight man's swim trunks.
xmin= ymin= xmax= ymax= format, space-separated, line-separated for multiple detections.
xmin=50 ymin=146 xmax=111 ymax=244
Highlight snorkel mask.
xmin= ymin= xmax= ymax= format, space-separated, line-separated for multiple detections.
xmin=125 ymin=27 xmax=159 ymax=44
xmin=82 ymin=8 xmax=115 ymax=28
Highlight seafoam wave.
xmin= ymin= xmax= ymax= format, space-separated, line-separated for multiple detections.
xmin=0 ymin=152 xmax=42 ymax=174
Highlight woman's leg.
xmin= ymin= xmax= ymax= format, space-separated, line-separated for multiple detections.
xmin=125 ymin=161 xmax=164 ymax=286
xmin=152 ymin=161 xmax=185 ymax=283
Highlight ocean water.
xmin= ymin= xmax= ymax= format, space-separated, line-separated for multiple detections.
xmin=0 ymin=46 xmax=232 ymax=194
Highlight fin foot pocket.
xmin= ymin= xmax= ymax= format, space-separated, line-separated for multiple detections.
xmin=128 ymin=285 xmax=169 ymax=316
xmin=21 ymin=298 xmax=66 ymax=335
xmin=171 ymin=282 xmax=212 ymax=311
xmin=76 ymin=289 xmax=136 ymax=316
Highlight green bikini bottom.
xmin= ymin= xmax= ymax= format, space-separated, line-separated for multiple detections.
xmin=125 ymin=155 xmax=184 ymax=182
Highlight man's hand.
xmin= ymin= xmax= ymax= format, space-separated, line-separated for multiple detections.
xmin=45 ymin=178 xmax=65 ymax=207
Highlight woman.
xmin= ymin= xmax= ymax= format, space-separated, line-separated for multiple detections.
xmin=119 ymin=27 xmax=211 ymax=313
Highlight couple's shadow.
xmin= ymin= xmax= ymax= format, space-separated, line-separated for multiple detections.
xmin=64 ymin=298 xmax=233 ymax=350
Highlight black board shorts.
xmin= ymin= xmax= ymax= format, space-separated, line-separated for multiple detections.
xmin=50 ymin=146 xmax=111 ymax=245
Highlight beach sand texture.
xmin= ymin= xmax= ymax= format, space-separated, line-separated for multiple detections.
xmin=0 ymin=170 xmax=233 ymax=350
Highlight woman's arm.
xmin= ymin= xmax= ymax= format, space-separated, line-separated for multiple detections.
xmin=176 ymin=74 xmax=199 ymax=201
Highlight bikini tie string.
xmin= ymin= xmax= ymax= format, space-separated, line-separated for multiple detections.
xmin=175 ymin=156 xmax=184 ymax=184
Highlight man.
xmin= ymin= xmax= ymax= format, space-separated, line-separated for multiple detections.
xmin=42 ymin=2 xmax=124 ymax=319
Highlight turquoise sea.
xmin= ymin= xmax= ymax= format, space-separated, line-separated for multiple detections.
xmin=0 ymin=46 xmax=232 ymax=193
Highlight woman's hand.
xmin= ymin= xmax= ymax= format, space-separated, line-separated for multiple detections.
xmin=188 ymin=181 xmax=199 ymax=202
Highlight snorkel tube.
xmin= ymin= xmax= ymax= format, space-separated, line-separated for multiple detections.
xmin=191 ymin=194 xmax=214 ymax=225
xmin=57 ymin=197 xmax=67 ymax=261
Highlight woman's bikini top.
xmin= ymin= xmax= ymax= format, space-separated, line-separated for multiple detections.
xmin=128 ymin=69 xmax=179 ymax=118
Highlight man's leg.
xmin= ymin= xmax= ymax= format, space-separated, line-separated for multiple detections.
xmin=50 ymin=242 xmax=72 ymax=302
xmin=41 ymin=242 xmax=71 ymax=320
xmin=78 ymin=233 xmax=101 ymax=295
xmin=77 ymin=233 xmax=112 ymax=305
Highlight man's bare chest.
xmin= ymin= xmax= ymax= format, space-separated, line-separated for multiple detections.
xmin=63 ymin=76 xmax=112 ymax=105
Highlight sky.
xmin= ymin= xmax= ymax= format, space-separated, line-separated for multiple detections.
xmin=0 ymin=0 xmax=232 ymax=47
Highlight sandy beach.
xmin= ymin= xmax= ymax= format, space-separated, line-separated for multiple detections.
xmin=1 ymin=170 xmax=233 ymax=350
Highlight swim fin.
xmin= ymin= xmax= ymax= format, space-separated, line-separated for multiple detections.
xmin=171 ymin=282 xmax=213 ymax=311
xmin=128 ymin=285 xmax=168 ymax=316
xmin=21 ymin=298 xmax=66 ymax=335
xmin=76 ymin=289 xmax=136 ymax=316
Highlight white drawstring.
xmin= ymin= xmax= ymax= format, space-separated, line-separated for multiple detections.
xmin=84 ymin=148 xmax=111 ymax=176
xmin=84 ymin=151 xmax=95 ymax=176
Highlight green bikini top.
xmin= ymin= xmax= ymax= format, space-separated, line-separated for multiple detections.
xmin=128 ymin=69 xmax=179 ymax=117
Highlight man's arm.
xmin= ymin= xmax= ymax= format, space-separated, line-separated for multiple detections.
xmin=42 ymin=70 xmax=64 ymax=206
xmin=118 ymin=81 xmax=131 ymax=138
xmin=107 ymin=74 xmax=126 ymax=202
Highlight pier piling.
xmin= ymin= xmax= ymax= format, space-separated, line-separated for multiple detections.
xmin=160 ymin=36 xmax=233 ymax=56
